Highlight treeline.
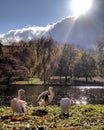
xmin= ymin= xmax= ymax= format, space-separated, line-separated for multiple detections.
xmin=0 ymin=36 xmax=104 ymax=85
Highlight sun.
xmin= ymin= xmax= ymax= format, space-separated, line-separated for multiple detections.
xmin=72 ymin=0 xmax=93 ymax=17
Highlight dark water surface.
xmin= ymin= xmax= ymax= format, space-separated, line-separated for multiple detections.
xmin=0 ymin=85 xmax=104 ymax=106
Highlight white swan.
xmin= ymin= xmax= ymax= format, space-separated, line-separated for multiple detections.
xmin=10 ymin=89 xmax=27 ymax=116
xmin=59 ymin=98 xmax=74 ymax=115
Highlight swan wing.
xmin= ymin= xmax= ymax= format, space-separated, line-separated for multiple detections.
xmin=37 ymin=90 xmax=49 ymax=102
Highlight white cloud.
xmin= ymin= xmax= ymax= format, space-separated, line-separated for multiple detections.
xmin=0 ymin=16 xmax=104 ymax=50
xmin=0 ymin=24 xmax=54 ymax=45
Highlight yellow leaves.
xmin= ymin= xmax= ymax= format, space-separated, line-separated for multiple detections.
xmin=38 ymin=117 xmax=45 ymax=124
xmin=53 ymin=122 xmax=57 ymax=128
xmin=31 ymin=121 xmax=37 ymax=129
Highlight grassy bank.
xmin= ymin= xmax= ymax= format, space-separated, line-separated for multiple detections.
xmin=0 ymin=105 xmax=104 ymax=130
xmin=0 ymin=77 xmax=104 ymax=88
xmin=10 ymin=76 xmax=104 ymax=86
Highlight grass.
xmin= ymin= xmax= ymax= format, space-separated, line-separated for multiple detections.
xmin=0 ymin=105 xmax=104 ymax=130
xmin=10 ymin=76 xmax=104 ymax=86
xmin=11 ymin=77 xmax=44 ymax=85
xmin=0 ymin=76 xmax=104 ymax=86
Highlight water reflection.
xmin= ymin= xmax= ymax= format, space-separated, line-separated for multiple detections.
xmin=75 ymin=96 xmax=88 ymax=105
xmin=0 ymin=85 xmax=104 ymax=106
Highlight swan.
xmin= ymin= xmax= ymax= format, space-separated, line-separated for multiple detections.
xmin=10 ymin=89 xmax=27 ymax=116
xmin=59 ymin=98 xmax=74 ymax=115
xmin=37 ymin=87 xmax=55 ymax=108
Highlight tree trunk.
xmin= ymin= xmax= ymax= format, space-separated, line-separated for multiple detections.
xmin=43 ymin=74 xmax=46 ymax=84
xmin=65 ymin=75 xmax=68 ymax=82
xmin=6 ymin=75 xmax=12 ymax=85
xmin=86 ymin=76 xmax=88 ymax=82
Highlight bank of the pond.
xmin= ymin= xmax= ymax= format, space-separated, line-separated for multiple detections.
xmin=0 ymin=105 xmax=104 ymax=130
xmin=1 ymin=76 xmax=104 ymax=87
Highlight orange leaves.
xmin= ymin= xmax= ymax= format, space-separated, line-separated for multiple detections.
xmin=10 ymin=128 xmax=15 ymax=130
xmin=11 ymin=116 xmax=26 ymax=121
xmin=71 ymin=128 xmax=77 ymax=130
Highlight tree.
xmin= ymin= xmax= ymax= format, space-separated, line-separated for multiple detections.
xmin=0 ymin=54 xmax=29 ymax=85
xmin=97 ymin=37 xmax=104 ymax=77
xmin=57 ymin=44 xmax=78 ymax=82
xmin=10 ymin=40 xmax=37 ymax=77
xmin=38 ymin=37 xmax=57 ymax=84
xmin=74 ymin=51 xmax=97 ymax=81
xmin=0 ymin=41 xmax=3 ymax=57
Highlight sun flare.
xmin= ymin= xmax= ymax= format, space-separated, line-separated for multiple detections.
xmin=72 ymin=0 xmax=93 ymax=17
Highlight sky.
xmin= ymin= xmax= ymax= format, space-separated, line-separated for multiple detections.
xmin=0 ymin=0 xmax=73 ymax=34
xmin=0 ymin=0 xmax=104 ymax=48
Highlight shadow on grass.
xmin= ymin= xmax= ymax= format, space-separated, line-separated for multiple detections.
xmin=45 ymin=78 xmax=104 ymax=86
xmin=72 ymin=79 xmax=104 ymax=86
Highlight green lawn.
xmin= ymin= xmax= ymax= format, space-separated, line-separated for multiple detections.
xmin=10 ymin=76 xmax=104 ymax=86
xmin=11 ymin=77 xmax=43 ymax=85
xmin=0 ymin=104 xmax=104 ymax=130
xmin=1 ymin=76 xmax=104 ymax=86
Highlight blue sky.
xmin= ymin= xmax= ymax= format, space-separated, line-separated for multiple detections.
xmin=0 ymin=0 xmax=104 ymax=49
xmin=0 ymin=0 xmax=73 ymax=34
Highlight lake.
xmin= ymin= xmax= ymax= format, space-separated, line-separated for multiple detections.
xmin=0 ymin=85 xmax=104 ymax=106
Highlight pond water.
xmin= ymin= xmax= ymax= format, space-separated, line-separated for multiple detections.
xmin=0 ymin=85 xmax=104 ymax=106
